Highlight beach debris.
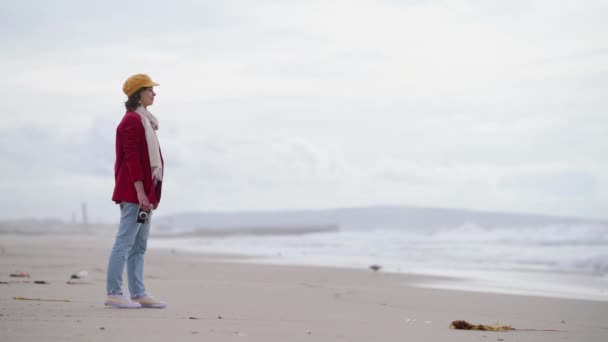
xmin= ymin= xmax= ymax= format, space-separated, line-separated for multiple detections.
xmin=99 ymin=327 xmax=105 ymax=331
xmin=450 ymin=320 xmax=513 ymax=332
xmin=10 ymin=271 xmax=30 ymax=278
xmin=189 ymin=316 xmax=199 ymax=320
xmin=13 ymin=297 xmax=70 ymax=302
xmin=369 ymin=264 xmax=382 ymax=272
xmin=191 ymin=331 xmax=199 ymax=335
xmin=67 ymin=270 xmax=94 ymax=284
xmin=1 ymin=280 xmax=38 ymax=284
xmin=217 ymin=316 xmax=223 ymax=319
xmin=71 ymin=270 xmax=88 ymax=279
xmin=33 ymin=280 xmax=50 ymax=285
xmin=450 ymin=320 xmax=563 ymax=332
xmin=66 ymin=279 xmax=95 ymax=285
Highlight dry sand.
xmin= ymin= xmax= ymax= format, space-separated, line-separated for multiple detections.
xmin=0 ymin=233 xmax=606 ymax=341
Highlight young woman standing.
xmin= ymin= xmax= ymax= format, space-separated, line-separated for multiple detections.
xmin=105 ymin=74 xmax=166 ymax=309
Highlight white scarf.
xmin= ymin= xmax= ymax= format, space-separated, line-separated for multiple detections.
xmin=135 ymin=106 xmax=163 ymax=181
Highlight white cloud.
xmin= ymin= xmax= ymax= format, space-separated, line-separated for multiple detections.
xmin=1 ymin=0 xmax=607 ymax=221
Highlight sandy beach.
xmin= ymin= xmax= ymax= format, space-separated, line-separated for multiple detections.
xmin=1 ymin=232 xmax=606 ymax=342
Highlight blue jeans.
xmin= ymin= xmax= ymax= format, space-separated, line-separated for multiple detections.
xmin=106 ymin=202 xmax=152 ymax=298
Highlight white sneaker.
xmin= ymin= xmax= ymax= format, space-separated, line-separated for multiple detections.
xmin=131 ymin=293 xmax=167 ymax=309
xmin=104 ymin=294 xmax=142 ymax=309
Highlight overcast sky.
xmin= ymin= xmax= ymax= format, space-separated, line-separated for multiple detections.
xmin=1 ymin=0 xmax=607 ymax=222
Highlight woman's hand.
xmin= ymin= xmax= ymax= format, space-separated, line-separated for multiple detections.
xmin=134 ymin=181 xmax=152 ymax=211
xmin=137 ymin=191 xmax=152 ymax=211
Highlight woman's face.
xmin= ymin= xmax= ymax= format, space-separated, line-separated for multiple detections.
xmin=140 ymin=87 xmax=156 ymax=107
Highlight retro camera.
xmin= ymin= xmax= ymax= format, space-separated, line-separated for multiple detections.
xmin=136 ymin=208 xmax=150 ymax=223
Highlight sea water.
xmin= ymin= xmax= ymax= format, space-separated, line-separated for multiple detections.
xmin=150 ymin=221 xmax=608 ymax=301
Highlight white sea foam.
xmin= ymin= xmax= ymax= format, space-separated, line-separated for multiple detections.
xmin=150 ymin=221 xmax=608 ymax=301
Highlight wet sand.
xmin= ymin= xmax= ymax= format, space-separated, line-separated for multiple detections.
xmin=0 ymin=233 xmax=606 ymax=341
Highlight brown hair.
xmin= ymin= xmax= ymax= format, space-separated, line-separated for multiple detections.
xmin=124 ymin=87 xmax=149 ymax=111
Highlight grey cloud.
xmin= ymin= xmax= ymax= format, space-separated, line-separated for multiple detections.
xmin=2 ymin=1 xmax=247 ymax=59
xmin=382 ymin=0 xmax=436 ymax=8
xmin=466 ymin=0 xmax=531 ymax=18
xmin=0 ymin=119 xmax=114 ymax=178
xmin=501 ymin=170 xmax=597 ymax=198
xmin=533 ymin=48 xmax=608 ymax=66
xmin=378 ymin=169 xmax=430 ymax=185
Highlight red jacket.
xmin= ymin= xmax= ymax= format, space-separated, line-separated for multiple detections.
xmin=112 ymin=111 xmax=163 ymax=206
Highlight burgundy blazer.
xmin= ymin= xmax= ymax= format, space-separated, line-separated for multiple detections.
xmin=112 ymin=111 xmax=163 ymax=207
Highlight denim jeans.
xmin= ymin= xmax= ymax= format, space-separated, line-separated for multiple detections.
xmin=106 ymin=202 xmax=152 ymax=298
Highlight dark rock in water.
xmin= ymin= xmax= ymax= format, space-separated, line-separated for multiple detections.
xmin=369 ymin=265 xmax=382 ymax=272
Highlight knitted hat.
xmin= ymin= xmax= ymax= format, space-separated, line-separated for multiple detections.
xmin=123 ymin=74 xmax=159 ymax=97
